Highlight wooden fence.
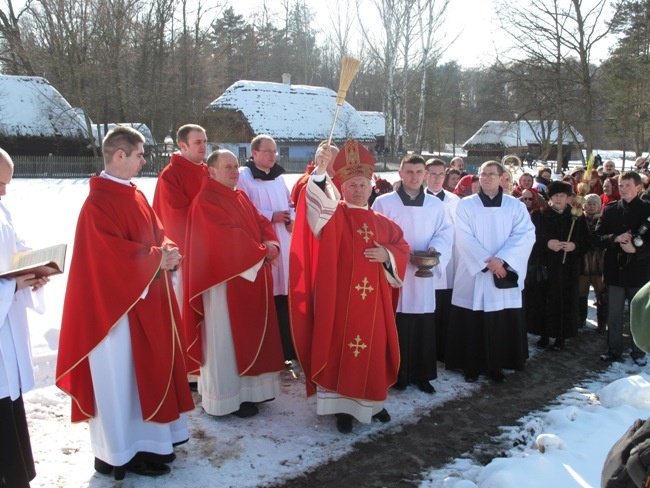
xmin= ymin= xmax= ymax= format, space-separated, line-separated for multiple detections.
xmin=10 ymin=155 xmax=404 ymax=178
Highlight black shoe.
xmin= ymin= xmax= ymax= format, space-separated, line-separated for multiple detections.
xmin=489 ymin=369 xmax=507 ymax=383
xmin=372 ymin=408 xmax=391 ymax=423
xmin=600 ymin=352 xmax=622 ymax=362
xmin=536 ymin=337 xmax=549 ymax=349
xmin=132 ymin=451 xmax=176 ymax=465
xmin=551 ymin=339 xmax=564 ymax=351
xmin=335 ymin=413 xmax=354 ymax=433
xmin=232 ymin=402 xmax=259 ymax=418
xmin=94 ymin=458 xmax=128 ymax=481
xmin=416 ymin=380 xmax=436 ymax=394
xmin=633 ymin=356 xmax=648 ymax=367
xmin=126 ymin=462 xmax=171 ymax=477
xmin=464 ymin=373 xmax=479 ymax=383
xmin=94 ymin=457 xmax=113 ymax=475
xmin=188 ymin=381 xmax=198 ymax=392
xmin=392 ymin=379 xmax=407 ymax=391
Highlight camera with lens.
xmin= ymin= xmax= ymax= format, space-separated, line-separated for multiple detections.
xmin=633 ymin=216 xmax=650 ymax=247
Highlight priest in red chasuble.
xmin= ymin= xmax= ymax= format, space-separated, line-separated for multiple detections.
xmin=56 ymin=126 xmax=194 ymax=480
xmin=183 ymin=149 xmax=284 ymax=419
xmin=152 ymin=124 xmax=208 ymax=308
xmin=289 ymin=140 xmax=409 ymax=434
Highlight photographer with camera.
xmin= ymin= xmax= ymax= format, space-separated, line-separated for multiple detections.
xmin=595 ymin=171 xmax=650 ymax=366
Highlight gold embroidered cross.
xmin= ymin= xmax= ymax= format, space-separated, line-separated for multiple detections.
xmin=356 ymin=223 xmax=374 ymax=243
xmin=348 ymin=335 xmax=367 ymax=357
xmin=355 ymin=277 xmax=374 ymax=300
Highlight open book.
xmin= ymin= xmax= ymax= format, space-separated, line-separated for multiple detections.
xmin=0 ymin=243 xmax=68 ymax=279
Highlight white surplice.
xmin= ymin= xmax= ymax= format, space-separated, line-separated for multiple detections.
xmin=428 ymin=189 xmax=460 ymax=290
xmin=199 ymin=259 xmax=281 ymax=416
xmin=372 ymin=191 xmax=453 ymax=313
xmin=0 ymin=202 xmax=43 ymax=402
xmin=451 ymin=193 xmax=535 ymax=312
xmin=237 ymin=167 xmax=293 ymax=296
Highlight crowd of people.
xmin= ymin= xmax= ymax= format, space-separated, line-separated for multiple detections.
xmin=2 ymin=128 xmax=650 ymax=485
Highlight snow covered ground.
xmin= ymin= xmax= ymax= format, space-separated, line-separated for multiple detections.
xmin=4 ymin=164 xmax=650 ymax=487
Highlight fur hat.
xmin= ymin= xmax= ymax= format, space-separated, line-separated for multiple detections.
xmin=547 ymin=180 xmax=574 ymax=198
xmin=584 ymin=193 xmax=601 ymax=205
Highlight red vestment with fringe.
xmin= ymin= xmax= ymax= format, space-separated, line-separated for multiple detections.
xmin=56 ymin=177 xmax=194 ymax=423
xmin=182 ymin=178 xmax=284 ymax=377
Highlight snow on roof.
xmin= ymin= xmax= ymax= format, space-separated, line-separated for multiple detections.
xmin=0 ymin=75 xmax=88 ymax=139
xmin=463 ymin=120 xmax=584 ymax=148
xmin=357 ymin=111 xmax=385 ymax=137
xmin=93 ymin=123 xmax=157 ymax=147
xmin=206 ymin=80 xmax=376 ymax=142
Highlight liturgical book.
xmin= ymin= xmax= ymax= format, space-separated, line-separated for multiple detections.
xmin=0 ymin=243 xmax=68 ymax=279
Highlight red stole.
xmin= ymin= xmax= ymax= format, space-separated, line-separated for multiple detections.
xmin=183 ymin=178 xmax=284 ymax=376
xmin=56 ymin=177 xmax=194 ymax=423
xmin=290 ymin=195 xmax=409 ymax=401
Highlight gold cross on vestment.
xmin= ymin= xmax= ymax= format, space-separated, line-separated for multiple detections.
xmin=348 ymin=335 xmax=367 ymax=358
xmin=355 ymin=277 xmax=374 ymax=300
xmin=357 ymin=223 xmax=374 ymax=243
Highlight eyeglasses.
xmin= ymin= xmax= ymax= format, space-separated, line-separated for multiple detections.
xmin=428 ymin=172 xmax=445 ymax=178
xmin=522 ymin=197 xmax=533 ymax=201
xmin=256 ymin=149 xmax=278 ymax=155
xmin=479 ymin=172 xmax=500 ymax=179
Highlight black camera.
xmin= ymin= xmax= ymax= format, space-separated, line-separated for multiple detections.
xmin=633 ymin=216 xmax=650 ymax=247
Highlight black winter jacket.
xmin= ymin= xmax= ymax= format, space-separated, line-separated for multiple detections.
xmin=594 ymin=196 xmax=650 ymax=287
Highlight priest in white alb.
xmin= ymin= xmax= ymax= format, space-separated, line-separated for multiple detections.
xmin=56 ymin=127 xmax=194 ymax=481
xmin=445 ymin=160 xmax=535 ymax=383
xmin=0 ymin=148 xmax=49 ymax=488
xmin=183 ymin=149 xmax=284 ymax=419
xmin=372 ymin=154 xmax=453 ymax=393
xmin=424 ymin=158 xmax=460 ymax=362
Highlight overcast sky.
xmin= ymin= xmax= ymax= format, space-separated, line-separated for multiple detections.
xmin=230 ymin=0 xmax=617 ymax=68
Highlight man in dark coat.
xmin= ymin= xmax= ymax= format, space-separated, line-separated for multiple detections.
xmin=595 ymin=171 xmax=650 ymax=366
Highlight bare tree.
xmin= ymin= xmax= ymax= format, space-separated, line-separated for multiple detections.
xmin=356 ymin=0 xmax=420 ymax=156
xmin=413 ymin=0 xmax=450 ymax=152
xmin=496 ymin=0 xmax=614 ymax=167
xmin=0 ymin=0 xmax=35 ymax=74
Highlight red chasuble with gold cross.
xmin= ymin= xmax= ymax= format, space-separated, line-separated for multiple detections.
xmin=290 ymin=197 xmax=409 ymax=401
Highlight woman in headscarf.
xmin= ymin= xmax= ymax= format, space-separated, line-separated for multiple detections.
xmin=600 ymin=176 xmax=620 ymax=209
xmin=519 ymin=188 xmax=541 ymax=215
xmin=512 ymin=172 xmax=534 ymax=198
xmin=452 ymin=174 xmax=479 ymax=198
xmin=443 ymin=168 xmax=461 ymax=193
xmin=534 ymin=181 xmax=590 ymax=351
xmin=579 ymin=193 xmax=607 ymax=332
xmin=587 ymin=169 xmax=603 ymax=195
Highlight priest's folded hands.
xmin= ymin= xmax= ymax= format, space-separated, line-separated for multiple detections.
xmin=160 ymin=244 xmax=182 ymax=271
xmin=485 ymin=256 xmax=507 ymax=278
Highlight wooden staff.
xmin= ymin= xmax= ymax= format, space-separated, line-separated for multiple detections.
xmin=327 ymin=56 xmax=361 ymax=145
xmin=562 ymin=204 xmax=583 ymax=264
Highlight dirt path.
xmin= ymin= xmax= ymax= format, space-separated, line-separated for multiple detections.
xmin=278 ymin=328 xmax=612 ymax=487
